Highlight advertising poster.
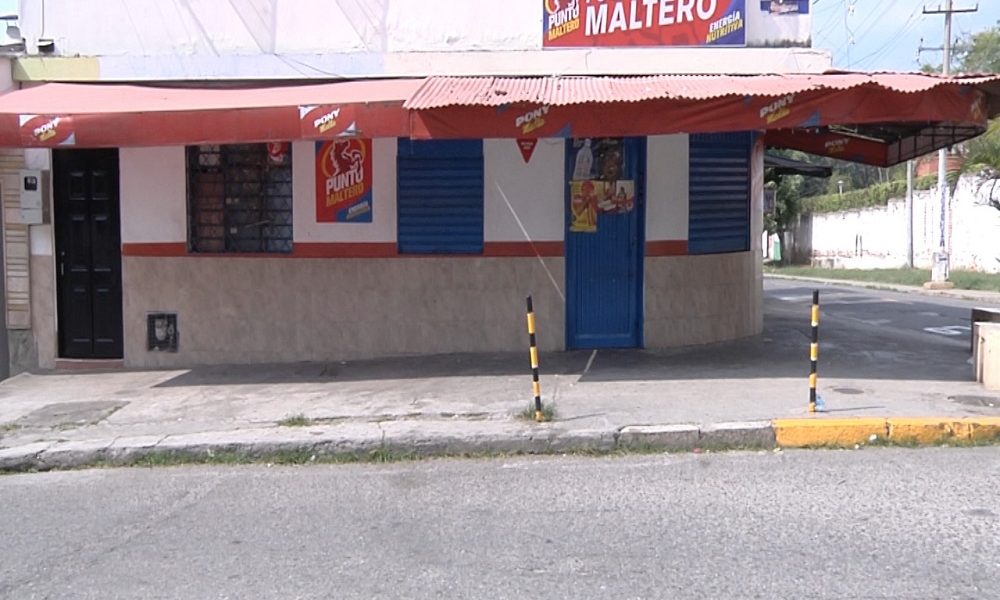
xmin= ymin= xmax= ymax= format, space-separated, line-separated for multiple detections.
xmin=316 ymin=138 xmax=373 ymax=223
xmin=569 ymin=137 xmax=635 ymax=233
xmin=544 ymin=0 xmax=746 ymax=48
xmin=19 ymin=114 xmax=75 ymax=146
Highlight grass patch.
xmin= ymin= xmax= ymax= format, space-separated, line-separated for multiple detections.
xmin=765 ymin=265 xmax=1000 ymax=293
xmin=518 ymin=403 xmax=556 ymax=423
xmin=0 ymin=422 xmax=20 ymax=433
xmin=277 ymin=413 xmax=313 ymax=427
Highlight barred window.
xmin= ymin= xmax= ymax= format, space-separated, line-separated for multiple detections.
xmin=187 ymin=143 xmax=293 ymax=253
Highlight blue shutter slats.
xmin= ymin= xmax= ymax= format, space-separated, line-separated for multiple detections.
xmin=397 ymin=139 xmax=484 ymax=254
xmin=688 ymin=132 xmax=753 ymax=255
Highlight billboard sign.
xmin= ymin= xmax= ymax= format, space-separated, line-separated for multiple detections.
xmin=543 ymin=0 xmax=747 ymax=48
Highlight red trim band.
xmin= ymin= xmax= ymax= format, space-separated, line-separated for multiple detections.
xmin=645 ymin=240 xmax=688 ymax=256
xmin=122 ymin=241 xmax=568 ymax=258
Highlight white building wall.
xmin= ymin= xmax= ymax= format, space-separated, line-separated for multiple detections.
xmin=120 ymin=147 xmax=186 ymax=244
xmin=646 ymin=134 xmax=689 ymax=242
xmin=805 ymin=176 xmax=1000 ymax=274
xmin=484 ymin=138 xmax=564 ymax=243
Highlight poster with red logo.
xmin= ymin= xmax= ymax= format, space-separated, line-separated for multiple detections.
xmin=543 ymin=0 xmax=746 ymax=47
xmin=316 ymin=139 xmax=373 ymax=223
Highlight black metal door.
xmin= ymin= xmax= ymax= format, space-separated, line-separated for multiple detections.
xmin=54 ymin=149 xmax=123 ymax=359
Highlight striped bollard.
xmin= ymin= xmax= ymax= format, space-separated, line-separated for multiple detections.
xmin=809 ymin=290 xmax=820 ymax=413
xmin=526 ymin=296 xmax=543 ymax=422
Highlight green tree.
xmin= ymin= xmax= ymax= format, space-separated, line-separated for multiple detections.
xmin=955 ymin=22 xmax=1000 ymax=73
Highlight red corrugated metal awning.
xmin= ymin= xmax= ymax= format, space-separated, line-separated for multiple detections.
xmin=405 ymin=73 xmax=1000 ymax=108
xmin=0 ymin=79 xmax=422 ymax=147
xmin=405 ymin=73 xmax=1000 ymax=166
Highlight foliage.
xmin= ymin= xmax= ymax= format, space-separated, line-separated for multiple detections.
xmin=964 ymin=120 xmax=1000 ymax=177
xmin=802 ymin=180 xmax=906 ymax=214
xmin=955 ymin=22 xmax=1000 ymax=74
xmin=764 ymin=150 xmax=897 ymax=234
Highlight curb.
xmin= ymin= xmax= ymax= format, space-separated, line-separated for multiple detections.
xmin=764 ymin=273 xmax=1000 ymax=304
xmin=2 ymin=417 xmax=999 ymax=473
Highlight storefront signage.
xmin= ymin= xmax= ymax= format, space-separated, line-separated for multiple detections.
xmin=543 ymin=0 xmax=746 ymax=48
xmin=316 ymin=138 xmax=373 ymax=222
xmin=760 ymin=0 xmax=807 ymax=14
xmin=300 ymin=104 xmax=357 ymax=138
xmin=517 ymin=139 xmax=539 ymax=162
xmin=19 ymin=114 xmax=75 ymax=146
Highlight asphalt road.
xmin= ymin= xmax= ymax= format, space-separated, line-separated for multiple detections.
xmin=2 ymin=449 xmax=999 ymax=600
xmin=762 ymin=279 xmax=981 ymax=381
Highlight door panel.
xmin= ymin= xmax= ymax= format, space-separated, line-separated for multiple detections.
xmin=565 ymin=137 xmax=644 ymax=349
xmin=55 ymin=149 xmax=123 ymax=359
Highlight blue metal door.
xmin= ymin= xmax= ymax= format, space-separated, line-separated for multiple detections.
xmin=565 ymin=137 xmax=644 ymax=349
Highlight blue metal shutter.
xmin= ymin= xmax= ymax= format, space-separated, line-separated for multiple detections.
xmin=688 ymin=132 xmax=753 ymax=255
xmin=397 ymin=139 xmax=484 ymax=254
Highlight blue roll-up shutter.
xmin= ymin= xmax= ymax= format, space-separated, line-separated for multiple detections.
xmin=688 ymin=132 xmax=753 ymax=255
xmin=397 ymin=139 xmax=484 ymax=254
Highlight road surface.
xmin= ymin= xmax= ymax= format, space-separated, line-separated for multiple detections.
xmin=2 ymin=449 xmax=998 ymax=599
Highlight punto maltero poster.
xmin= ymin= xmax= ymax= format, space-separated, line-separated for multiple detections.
xmin=316 ymin=138 xmax=373 ymax=223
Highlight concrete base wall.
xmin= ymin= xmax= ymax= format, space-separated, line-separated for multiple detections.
xmin=122 ymin=256 xmax=566 ymax=367
xmin=645 ymin=252 xmax=762 ymax=347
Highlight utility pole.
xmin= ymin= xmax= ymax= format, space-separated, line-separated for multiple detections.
xmin=922 ymin=1 xmax=978 ymax=288
xmin=906 ymin=160 xmax=914 ymax=269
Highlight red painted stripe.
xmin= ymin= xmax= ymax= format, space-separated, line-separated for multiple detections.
xmin=293 ymin=243 xmax=398 ymax=258
xmin=121 ymin=241 xmax=568 ymax=258
xmin=645 ymin=240 xmax=688 ymax=256
xmin=483 ymin=241 xmax=563 ymax=257
xmin=121 ymin=242 xmax=187 ymax=257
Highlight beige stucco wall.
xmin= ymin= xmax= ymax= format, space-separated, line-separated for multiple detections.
xmin=644 ymin=251 xmax=762 ymax=347
xmin=122 ymin=256 xmax=565 ymax=367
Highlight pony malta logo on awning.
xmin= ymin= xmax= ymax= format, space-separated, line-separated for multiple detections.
xmin=299 ymin=104 xmax=357 ymax=138
xmin=19 ymin=115 xmax=75 ymax=146
xmin=543 ymin=0 xmax=746 ymax=47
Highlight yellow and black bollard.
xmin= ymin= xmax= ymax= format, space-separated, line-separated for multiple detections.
xmin=526 ymin=296 xmax=543 ymax=422
xmin=809 ymin=290 xmax=820 ymax=413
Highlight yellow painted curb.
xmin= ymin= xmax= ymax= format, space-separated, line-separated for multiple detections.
xmin=773 ymin=418 xmax=888 ymax=448
xmin=967 ymin=417 xmax=1000 ymax=442
xmin=773 ymin=417 xmax=1000 ymax=448
xmin=887 ymin=418 xmax=971 ymax=444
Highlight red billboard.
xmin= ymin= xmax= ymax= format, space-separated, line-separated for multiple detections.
xmin=543 ymin=0 xmax=746 ymax=47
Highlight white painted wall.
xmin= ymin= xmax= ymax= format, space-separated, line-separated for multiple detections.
xmin=16 ymin=0 xmax=831 ymax=80
xmin=804 ymin=176 xmax=1000 ymax=273
xmin=646 ymin=134 xmax=689 ymax=241
xmin=120 ymin=146 xmax=186 ymax=244
xmin=292 ymin=138 xmax=397 ymax=243
xmin=484 ymin=138 xmax=564 ymax=243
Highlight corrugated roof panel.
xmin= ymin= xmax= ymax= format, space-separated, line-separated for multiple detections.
xmin=404 ymin=73 xmax=1000 ymax=110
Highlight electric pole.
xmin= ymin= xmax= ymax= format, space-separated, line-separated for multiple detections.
xmin=922 ymin=1 xmax=978 ymax=287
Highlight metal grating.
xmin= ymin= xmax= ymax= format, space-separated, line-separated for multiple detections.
xmin=187 ymin=144 xmax=293 ymax=253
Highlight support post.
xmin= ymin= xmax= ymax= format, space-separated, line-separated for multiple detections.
xmin=809 ymin=290 xmax=820 ymax=413
xmin=526 ymin=296 xmax=543 ymax=422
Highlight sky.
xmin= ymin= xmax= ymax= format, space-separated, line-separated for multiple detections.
xmin=0 ymin=0 xmax=995 ymax=73
xmin=813 ymin=0 xmax=1000 ymax=72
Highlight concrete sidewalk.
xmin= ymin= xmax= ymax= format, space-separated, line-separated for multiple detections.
xmin=765 ymin=272 xmax=1000 ymax=305
xmin=2 ymin=332 xmax=1000 ymax=471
